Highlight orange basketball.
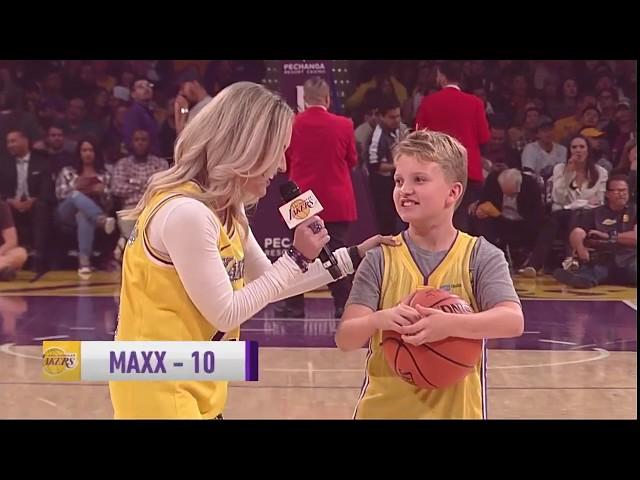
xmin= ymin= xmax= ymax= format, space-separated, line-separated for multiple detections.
xmin=382 ymin=287 xmax=482 ymax=390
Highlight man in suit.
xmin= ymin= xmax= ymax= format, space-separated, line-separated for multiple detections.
xmin=281 ymin=76 xmax=358 ymax=318
xmin=0 ymin=129 xmax=54 ymax=273
xmin=415 ymin=61 xmax=491 ymax=233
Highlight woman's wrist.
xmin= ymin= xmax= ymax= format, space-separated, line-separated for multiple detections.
xmin=286 ymin=246 xmax=312 ymax=273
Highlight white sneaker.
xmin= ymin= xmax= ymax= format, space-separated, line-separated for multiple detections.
xmin=104 ymin=217 xmax=116 ymax=235
xmin=562 ymin=256 xmax=579 ymax=272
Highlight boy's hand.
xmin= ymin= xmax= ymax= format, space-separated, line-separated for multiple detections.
xmin=401 ymin=306 xmax=456 ymax=345
xmin=372 ymin=294 xmax=420 ymax=333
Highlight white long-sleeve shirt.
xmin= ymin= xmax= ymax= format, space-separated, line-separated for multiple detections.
xmin=145 ymin=197 xmax=354 ymax=332
xmin=550 ymin=163 xmax=608 ymax=211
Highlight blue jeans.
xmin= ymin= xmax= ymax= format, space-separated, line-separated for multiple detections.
xmin=56 ymin=191 xmax=105 ymax=258
xmin=555 ymin=258 xmax=637 ymax=288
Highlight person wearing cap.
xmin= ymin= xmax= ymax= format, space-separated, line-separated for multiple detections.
xmin=552 ymin=92 xmax=597 ymax=144
xmin=174 ymin=70 xmax=212 ymax=134
xmin=580 ymin=127 xmax=613 ymax=172
xmin=521 ymin=119 xmax=567 ymax=179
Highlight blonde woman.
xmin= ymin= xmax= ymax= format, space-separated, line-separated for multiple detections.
xmin=109 ymin=82 xmax=394 ymax=419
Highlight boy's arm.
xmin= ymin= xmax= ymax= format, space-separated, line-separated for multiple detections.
xmin=336 ymin=298 xmax=420 ymax=351
xmin=335 ymin=304 xmax=378 ymax=351
xmin=402 ymin=301 xmax=523 ymax=345
xmin=402 ymin=238 xmax=523 ymax=345
xmin=335 ymin=247 xmax=383 ymax=351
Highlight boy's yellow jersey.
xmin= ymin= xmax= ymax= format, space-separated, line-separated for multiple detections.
xmin=354 ymin=231 xmax=487 ymax=419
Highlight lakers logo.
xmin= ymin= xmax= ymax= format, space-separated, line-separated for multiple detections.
xmin=289 ymin=197 xmax=315 ymax=221
xmin=42 ymin=347 xmax=78 ymax=376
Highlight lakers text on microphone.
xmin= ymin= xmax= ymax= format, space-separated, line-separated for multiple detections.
xmin=278 ymin=190 xmax=324 ymax=229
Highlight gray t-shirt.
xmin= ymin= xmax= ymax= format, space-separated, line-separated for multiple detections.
xmin=347 ymin=231 xmax=521 ymax=312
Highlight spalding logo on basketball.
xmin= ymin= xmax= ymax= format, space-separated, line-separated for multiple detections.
xmin=382 ymin=287 xmax=482 ymax=390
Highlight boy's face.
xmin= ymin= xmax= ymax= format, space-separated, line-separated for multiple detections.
xmin=393 ymin=155 xmax=462 ymax=225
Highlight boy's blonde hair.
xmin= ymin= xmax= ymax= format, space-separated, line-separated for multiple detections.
xmin=393 ymin=129 xmax=468 ymax=206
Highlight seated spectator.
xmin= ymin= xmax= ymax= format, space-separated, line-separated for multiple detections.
xmin=345 ymin=63 xmax=408 ymax=115
xmin=553 ymin=175 xmax=636 ymax=288
xmin=32 ymin=124 xmax=76 ymax=175
xmin=521 ymin=119 xmax=567 ymax=179
xmin=469 ymin=168 xmax=543 ymax=266
xmin=122 ymin=78 xmax=161 ymax=156
xmin=88 ymin=88 xmax=112 ymax=132
xmin=552 ymin=92 xmax=597 ymax=143
xmin=111 ymin=129 xmax=168 ymax=237
xmin=580 ymin=127 xmax=613 ymax=172
xmin=520 ymin=135 xmax=608 ymax=277
xmin=612 ymin=139 xmax=637 ymax=203
xmin=470 ymin=83 xmax=495 ymax=116
xmin=0 ymin=199 xmax=28 ymax=281
xmin=508 ymin=73 xmax=535 ymax=126
xmin=21 ymin=80 xmax=42 ymax=116
xmin=55 ymin=136 xmax=115 ymax=279
xmin=508 ymin=107 xmax=543 ymax=154
xmin=552 ymin=77 xmax=580 ymax=120
xmin=92 ymin=60 xmax=117 ymax=92
xmin=542 ymin=76 xmax=565 ymax=120
xmin=609 ymin=103 xmax=635 ymax=167
xmin=40 ymin=69 xmax=67 ymax=117
xmin=109 ymin=86 xmax=130 ymax=112
xmin=60 ymin=98 xmax=104 ymax=144
xmin=0 ymin=94 xmax=43 ymax=159
xmin=596 ymin=87 xmax=618 ymax=130
xmin=482 ymin=118 xmax=520 ymax=170
xmin=0 ymin=130 xmax=54 ymax=274
xmin=102 ymin=105 xmax=128 ymax=167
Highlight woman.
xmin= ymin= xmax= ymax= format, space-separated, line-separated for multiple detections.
xmin=109 ymin=82 xmax=394 ymax=419
xmin=55 ymin=136 xmax=115 ymax=278
xmin=520 ymin=135 xmax=608 ymax=277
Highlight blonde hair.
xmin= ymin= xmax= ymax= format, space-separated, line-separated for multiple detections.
xmin=120 ymin=82 xmax=293 ymax=238
xmin=303 ymin=76 xmax=330 ymax=105
xmin=393 ymin=129 xmax=468 ymax=205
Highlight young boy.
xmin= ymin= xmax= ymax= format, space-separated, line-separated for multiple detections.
xmin=335 ymin=130 xmax=524 ymax=419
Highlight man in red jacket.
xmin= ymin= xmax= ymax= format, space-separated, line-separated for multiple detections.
xmin=415 ymin=61 xmax=491 ymax=233
xmin=281 ymin=76 xmax=358 ymax=318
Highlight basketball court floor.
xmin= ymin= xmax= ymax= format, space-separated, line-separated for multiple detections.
xmin=0 ymin=271 xmax=636 ymax=419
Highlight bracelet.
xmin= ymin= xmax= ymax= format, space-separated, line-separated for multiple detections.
xmin=347 ymin=245 xmax=362 ymax=271
xmin=286 ymin=247 xmax=312 ymax=273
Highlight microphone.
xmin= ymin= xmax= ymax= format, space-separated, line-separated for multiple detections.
xmin=279 ymin=181 xmax=342 ymax=280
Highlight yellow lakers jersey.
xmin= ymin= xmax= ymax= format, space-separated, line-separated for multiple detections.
xmin=109 ymin=181 xmax=245 ymax=419
xmin=354 ymin=231 xmax=487 ymax=419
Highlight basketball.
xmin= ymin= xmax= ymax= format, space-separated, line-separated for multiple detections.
xmin=382 ymin=287 xmax=482 ymax=390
